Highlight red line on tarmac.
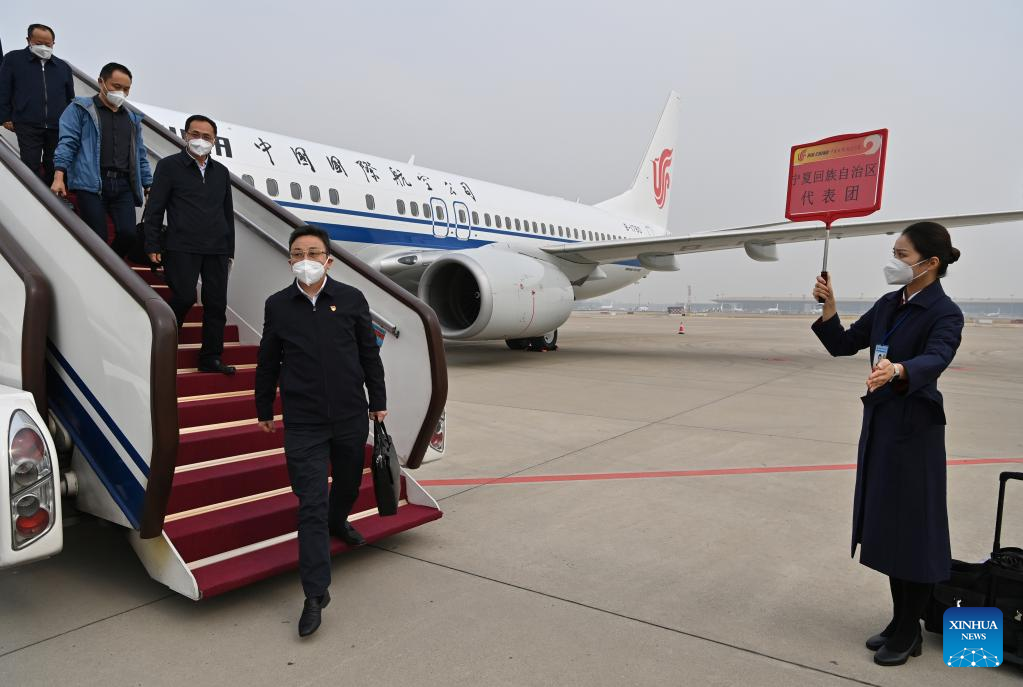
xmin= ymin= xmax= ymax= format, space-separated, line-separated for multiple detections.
xmin=417 ymin=457 xmax=1023 ymax=487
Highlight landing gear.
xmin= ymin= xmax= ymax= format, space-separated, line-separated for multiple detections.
xmin=506 ymin=329 xmax=558 ymax=352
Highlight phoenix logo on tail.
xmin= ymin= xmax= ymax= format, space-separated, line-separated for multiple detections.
xmin=652 ymin=148 xmax=673 ymax=208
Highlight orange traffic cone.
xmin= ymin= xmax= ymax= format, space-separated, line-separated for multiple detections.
xmin=678 ymin=321 xmax=686 ymax=334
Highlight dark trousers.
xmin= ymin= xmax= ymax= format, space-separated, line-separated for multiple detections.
xmin=75 ymin=177 xmax=138 ymax=258
xmin=284 ymin=418 xmax=369 ymax=598
xmin=162 ymin=251 xmax=230 ymax=366
xmin=15 ymin=124 xmax=58 ymax=185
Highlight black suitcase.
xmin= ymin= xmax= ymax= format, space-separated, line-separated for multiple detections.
xmin=925 ymin=472 xmax=1023 ymax=665
xmin=989 ymin=472 xmax=1023 ymax=664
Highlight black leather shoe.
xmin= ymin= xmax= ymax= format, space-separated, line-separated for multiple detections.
xmin=873 ymin=634 xmax=922 ymax=666
xmin=865 ymin=633 xmax=888 ymax=651
xmin=298 ymin=590 xmax=330 ymax=637
xmin=198 ymin=359 xmax=236 ymax=375
xmin=329 ymin=521 xmax=366 ymax=546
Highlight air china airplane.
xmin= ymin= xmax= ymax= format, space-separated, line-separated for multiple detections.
xmin=136 ymin=94 xmax=1022 ymax=349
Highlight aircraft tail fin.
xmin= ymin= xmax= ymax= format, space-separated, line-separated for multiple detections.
xmin=595 ymin=91 xmax=681 ymax=228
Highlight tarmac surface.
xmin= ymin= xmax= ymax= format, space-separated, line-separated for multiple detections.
xmin=2 ymin=312 xmax=1021 ymax=686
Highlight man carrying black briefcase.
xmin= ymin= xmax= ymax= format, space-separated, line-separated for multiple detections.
xmin=254 ymin=225 xmax=387 ymax=638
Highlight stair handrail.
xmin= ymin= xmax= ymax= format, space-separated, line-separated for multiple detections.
xmin=0 ymin=139 xmax=180 ymax=539
xmin=0 ymin=214 xmax=53 ymax=417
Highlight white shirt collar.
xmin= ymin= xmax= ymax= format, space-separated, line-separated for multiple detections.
xmin=296 ymin=277 xmax=328 ymax=306
xmin=188 ymin=151 xmax=209 ymax=177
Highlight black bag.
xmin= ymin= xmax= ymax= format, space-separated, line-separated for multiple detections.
xmin=923 ymin=560 xmax=990 ymax=633
xmin=990 ymin=472 xmax=1023 ymax=664
xmin=371 ymin=420 xmax=400 ymax=516
xmin=925 ymin=472 xmax=1023 ymax=665
xmin=127 ymin=220 xmax=164 ymax=268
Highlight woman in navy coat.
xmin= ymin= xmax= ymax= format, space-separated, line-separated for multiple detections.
xmin=811 ymin=221 xmax=963 ymax=667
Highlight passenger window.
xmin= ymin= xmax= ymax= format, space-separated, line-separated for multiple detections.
xmin=329 ymin=188 xmax=339 ymax=205
xmin=484 ymin=213 xmax=491 ymax=227
xmin=365 ymin=194 xmax=375 ymax=210
xmin=410 ymin=201 xmax=420 ymax=217
xmin=423 ymin=204 xmax=432 ymax=219
xmin=458 ymin=208 xmax=466 ymax=223
xmin=290 ymin=182 xmax=302 ymax=200
xmin=242 ymin=174 xmax=254 ymax=187
xmin=266 ymin=178 xmax=279 ymax=196
xmin=309 ymin=185 xmax=321 ymax=203
xmin=472 ymin=211 xmax=479 ymax=225
xmin=514 ymin=219 xmax=521 ymax=231
xmin=505 ymin=216 xmax=511 ymax=229
xmin=558 ymin=226 xmax=564 ymax=237
xmin=532 ymin=221 xmax=538 ymax=232
xmin=495 ymin=215 xmax=502 ymax=229
xmin=397 ymin=199 xmax=406 ymax=215
xmin=573 ymin=228 xmax=579 ymax=239
xmin=436 ymin=206 xmax=445 ymax=221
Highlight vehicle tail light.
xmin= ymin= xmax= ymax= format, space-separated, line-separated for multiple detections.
xmin=429 ymin=412 xmax=445 ymax=453
xmin=9 ymin=410 xmax=55 ymax=549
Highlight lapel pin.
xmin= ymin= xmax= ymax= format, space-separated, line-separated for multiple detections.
xmin=330 ymin=305 xmax=337 ymax=312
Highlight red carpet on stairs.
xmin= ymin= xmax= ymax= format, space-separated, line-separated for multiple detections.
xmin=128 ymin=264 xmax=441 ymax=599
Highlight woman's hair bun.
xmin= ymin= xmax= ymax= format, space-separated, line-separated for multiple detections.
xmin=948 ymin=247 xmax=961 ymax=264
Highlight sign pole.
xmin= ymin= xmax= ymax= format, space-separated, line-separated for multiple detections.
xmin=818 ymin=219 xmax=832 ymax=303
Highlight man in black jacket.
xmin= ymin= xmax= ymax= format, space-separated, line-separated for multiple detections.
xmin=144 ymin=114 xmax=235 ymax=375
xmin=0 ymin=24 xmax=75 ymax=184
xmin=254 ymin=226 xmax=387 ymax=637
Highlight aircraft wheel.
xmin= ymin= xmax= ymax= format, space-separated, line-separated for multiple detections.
xmin=506 ymin=338 xmax=529 ymax=350
xmin=527 ymin=329 xmax=558 ymax=351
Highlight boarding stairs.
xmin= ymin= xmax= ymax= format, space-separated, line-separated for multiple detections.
xmin=139 ymin=266 xmax=441 ymax=597
xmin=0 ymin=61 xmax=447 ymax=598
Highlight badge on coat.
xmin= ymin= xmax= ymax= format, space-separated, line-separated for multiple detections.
xmin=872 ymin=344 xmax=888 ymax=368
xmin=330 ymin=305 xmax=336 ymax=312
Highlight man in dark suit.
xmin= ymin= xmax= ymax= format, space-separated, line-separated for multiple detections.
xmin=254 ymin=226 xmax=387 ymax=637
xmin=143 ymin=114 xmax=235 ymax=375
xmin=0 ymin=23 xmax=75 ymax=184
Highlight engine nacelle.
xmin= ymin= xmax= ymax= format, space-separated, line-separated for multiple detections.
xmin=418 ymin=249 xmax=574 ymax=340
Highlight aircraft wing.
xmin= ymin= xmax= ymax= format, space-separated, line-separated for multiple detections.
xmin=540 ymin=211 xmax=1023 ymax=268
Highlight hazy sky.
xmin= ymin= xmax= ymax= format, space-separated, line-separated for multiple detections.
xmin=6 ymin=1 xmax=1022 ymax=303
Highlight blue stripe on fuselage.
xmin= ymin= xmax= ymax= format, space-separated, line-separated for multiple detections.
xmin=276 ymin=200 xmax=644 ymax=266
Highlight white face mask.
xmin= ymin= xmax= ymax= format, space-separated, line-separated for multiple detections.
xmin=292 ymin=258 xmax=326 ymax=286
xmin=883 ymin=257 xmax=928 ymax=285
xmin=104 ymin=88 xmax=128 ymax=109
xmin=29 ymin=44 xmax=53 ymax=60
xmin=187 ymin=138 xmax=214 ymax=157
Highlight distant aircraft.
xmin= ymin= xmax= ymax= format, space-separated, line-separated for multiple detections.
xmin=135 ymin=96 xmax=1023 ymax=350
xmin=766 ymin=304 xmax=781 ymax=313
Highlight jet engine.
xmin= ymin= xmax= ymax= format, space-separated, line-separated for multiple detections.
xmin=418 ymin=249 xmax=574 ymax=341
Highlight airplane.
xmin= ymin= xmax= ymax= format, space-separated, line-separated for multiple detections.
xmin=766 ymin=304 xmax=781 ymax=313
xmin=134 ymin=94 xmax=1023 ymax=350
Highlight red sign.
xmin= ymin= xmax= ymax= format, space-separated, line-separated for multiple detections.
xmin=785 ymin=129 xmax=888 ymax=226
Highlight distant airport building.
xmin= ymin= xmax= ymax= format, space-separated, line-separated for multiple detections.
xmin=709 ymin=296 xmax=1023 ymax=319
xmin=576 ymin=297 xmax=1022 ymax=320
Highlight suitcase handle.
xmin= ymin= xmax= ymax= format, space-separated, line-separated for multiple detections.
xmin=993 ymin=472 xmax=1023 ymax=552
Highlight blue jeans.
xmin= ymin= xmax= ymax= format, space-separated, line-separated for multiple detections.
xmin=74 ymin=176 xmax=137 ymax=258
